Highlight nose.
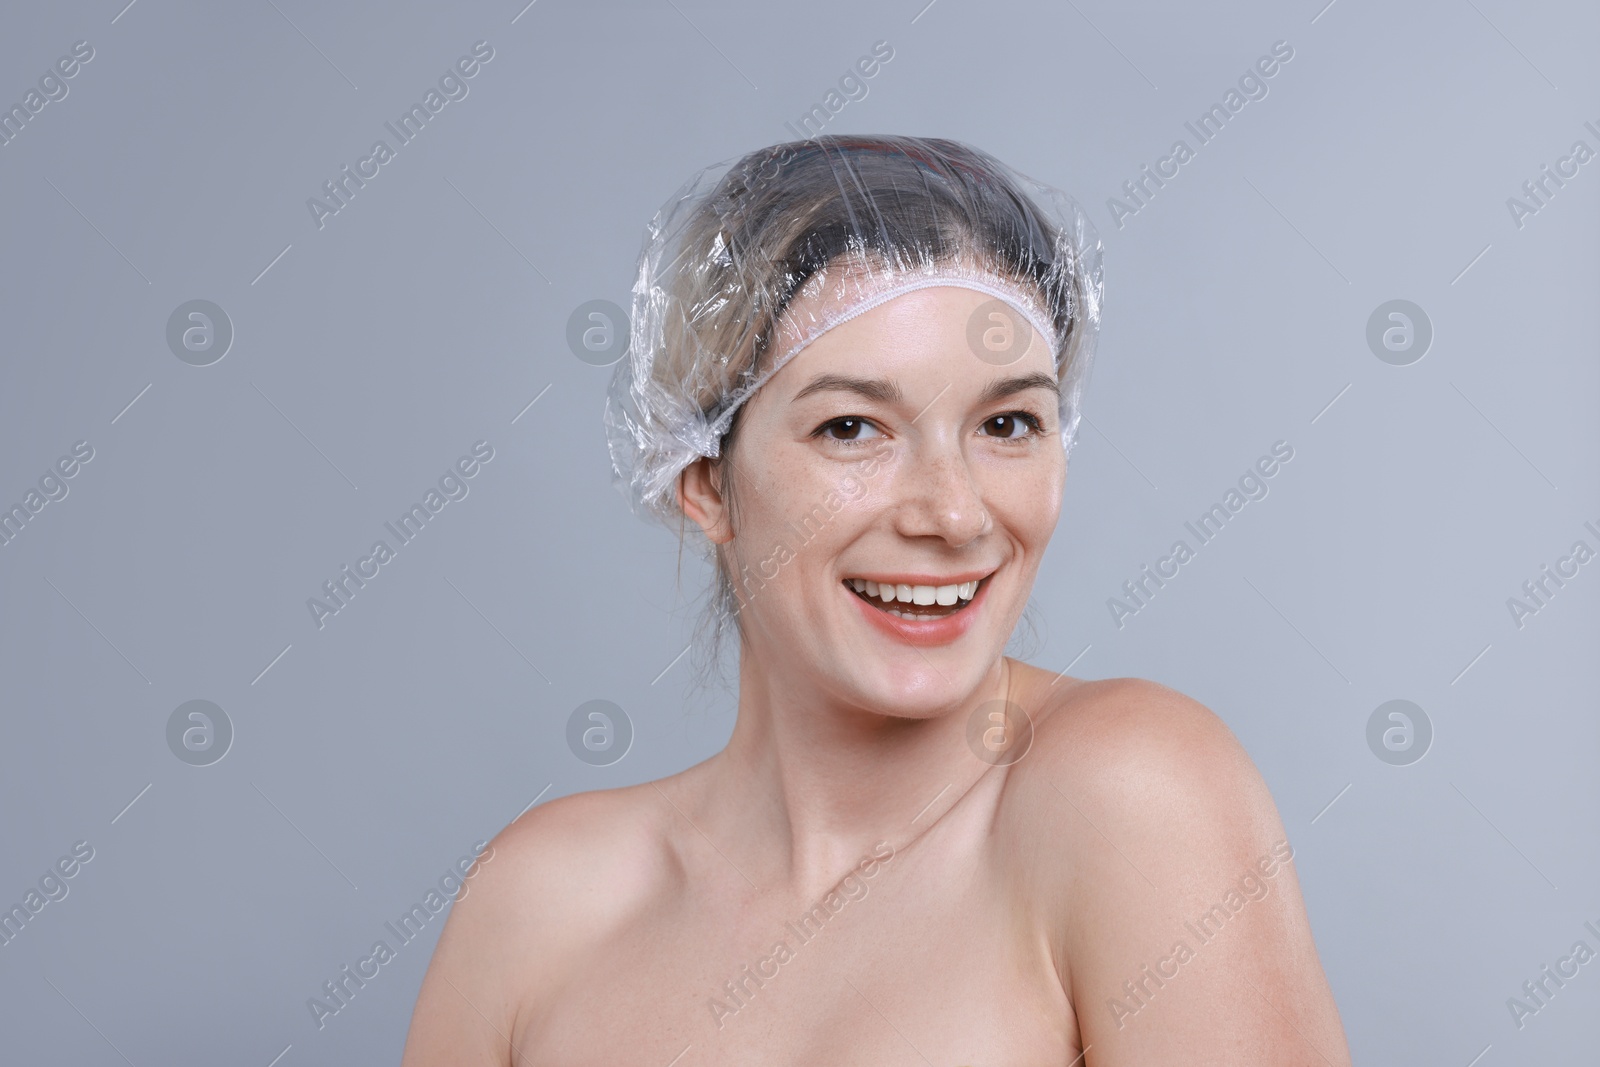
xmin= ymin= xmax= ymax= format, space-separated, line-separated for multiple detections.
xmin=890 ymin=436 xmax=990 ymax=547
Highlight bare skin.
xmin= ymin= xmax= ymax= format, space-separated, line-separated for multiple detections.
xmin=402 ymin=284 xmax=1352 ymax=1066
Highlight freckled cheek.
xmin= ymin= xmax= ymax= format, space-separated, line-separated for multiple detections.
xmin=770 ymin=441 xmax=885 ymax=506
xmin=729 ymin=456 xmax=870 ymax=586
xmin=985 ymin=467 xmax=1064 ymax=547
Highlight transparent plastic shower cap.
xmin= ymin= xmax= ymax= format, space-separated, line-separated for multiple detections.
xmin=604 ymin=134 xmax=1104 ymax=528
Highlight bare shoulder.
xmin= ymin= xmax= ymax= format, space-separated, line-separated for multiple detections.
xmin=482 ymin=780 xmax=683 ymax=955
xmin=1024 ymin=674 xmax=1271 ymax=824
xmin=997 ymin=669 xmax=1350 ymax=1064
xmin=1031 ymin=674 xmax=1245 ymax=764
xmin=400 ymin=779 xmax=685 ymax=1066
xmin=1003 ymin=672 xmax=1287 ymax=898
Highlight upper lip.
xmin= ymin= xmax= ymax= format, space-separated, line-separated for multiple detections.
xmin=841 ymin=569 xmax=996 ymax=586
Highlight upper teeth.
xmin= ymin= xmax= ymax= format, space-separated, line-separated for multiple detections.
xmin=848 ymin=578 xmax=978 ymax=604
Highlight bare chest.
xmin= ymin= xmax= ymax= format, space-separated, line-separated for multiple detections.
xmin=513 ymin=845 xmax=1079 ymax=1067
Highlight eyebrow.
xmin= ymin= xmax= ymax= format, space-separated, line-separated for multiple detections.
xmin=789 ymin=371 xmax=1059 ymax=406
xmin=790 ymin=374 xmax=903 ymax=404
xmin=976 ymin=373 xmax=1060 ymax=405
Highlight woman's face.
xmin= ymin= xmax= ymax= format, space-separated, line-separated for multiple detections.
xmin=684 ymin=283 xmax=1067 ymax=717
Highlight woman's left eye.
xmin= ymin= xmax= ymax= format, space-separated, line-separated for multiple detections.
xmin=981 ymin=412 xmax=1043 ymax=439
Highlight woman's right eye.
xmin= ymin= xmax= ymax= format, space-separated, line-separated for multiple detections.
xmin=817 ymin=417 xmax=883 ymax=442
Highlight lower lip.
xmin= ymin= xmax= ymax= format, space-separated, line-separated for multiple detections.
xmin=847 ymin=579 xmax=991 ymax=648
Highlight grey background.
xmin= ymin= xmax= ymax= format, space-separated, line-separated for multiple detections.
xmin=0 ymin=0 xmax=1595 ymax=1063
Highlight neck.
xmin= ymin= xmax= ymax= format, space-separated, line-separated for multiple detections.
xmin=702 ymin=649 xmax=1016 ymax=896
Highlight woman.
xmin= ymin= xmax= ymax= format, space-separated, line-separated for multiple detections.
xmin=402 ymin=136 xmax=1351 ymax=1066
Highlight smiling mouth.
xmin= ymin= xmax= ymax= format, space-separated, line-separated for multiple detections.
xmin=842 ymin=577 xmax=985 ymax=620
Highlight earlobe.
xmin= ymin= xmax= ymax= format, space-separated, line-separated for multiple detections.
xmin=677 ymin=458 xmax=733 ymax=544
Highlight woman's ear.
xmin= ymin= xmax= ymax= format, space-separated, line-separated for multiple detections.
xmin=678 ymin=457 xmax=734 ymax=544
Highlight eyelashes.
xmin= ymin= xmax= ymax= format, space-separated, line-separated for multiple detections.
xmin=811 ymin=409 xmax=1050 ymax=445
xmin=813 ymin=416 xmax=882 ymax=443
xmin=983 ymin=411 xmax=1046 ymax=439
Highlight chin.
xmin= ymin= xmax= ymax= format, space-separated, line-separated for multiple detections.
xmin=831 ymin=639 xmax=1011 ymax=721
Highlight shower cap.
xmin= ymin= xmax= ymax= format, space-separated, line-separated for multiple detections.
xmin=604 ymin=134 xmax=1104 ymax=527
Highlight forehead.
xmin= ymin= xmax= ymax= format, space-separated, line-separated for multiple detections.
xmin=770 ymin=283 xmax=1058 ymax=394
